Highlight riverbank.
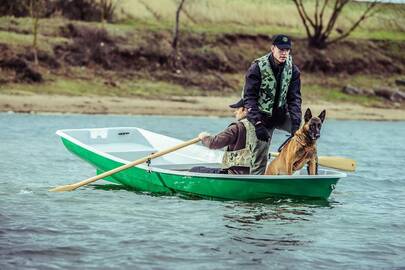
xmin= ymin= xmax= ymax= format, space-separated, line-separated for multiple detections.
xmin=1 ymin=10 xmax=404 ymax=120
xmin=1 ymin=93 xmax=404 ymax=120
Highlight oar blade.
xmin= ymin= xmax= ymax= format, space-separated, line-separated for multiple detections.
xmin=49 ymin=184 xmax=77 ymax=192
xmin=318 ymin=156 xmax=356 ymax=172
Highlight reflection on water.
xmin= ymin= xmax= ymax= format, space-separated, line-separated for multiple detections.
xmin=224 ymin=199 xmax=334 ymax=226
xmin=221 ymin=200 xmax=335 ymax=252
xmin=91 ymin=183 xmax=335 ymax=206
xmin=92 ymin=183 xmax=137 ymax=192
xmin=231 ymin=235 xmax=304 ymax=252
xmin=222 ymin=202 xmax=317 ymax=229
xmin=92 ymin=182 xmax=329 ymax=252
xmin=92 ymin=184 xmax=174 ymax=199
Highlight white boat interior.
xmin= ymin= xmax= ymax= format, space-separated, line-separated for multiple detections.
xmin=58 ymin=127 xmax=222 ymax=165
xmin=56 ymin=127 xmax=343 ymax=177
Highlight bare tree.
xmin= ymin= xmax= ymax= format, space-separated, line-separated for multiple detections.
xmin=170 ymin=0 xmax=187 ymax=70
xmin=29 ymin=0 xmax=46 ymax=65
xmin=292 ymin=0 xmax=378 ymax=49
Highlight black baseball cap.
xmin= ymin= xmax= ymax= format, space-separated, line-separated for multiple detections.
xmin=272 ymin=34 xmax=292 ymax=49
xmin=229 ymin=99 xmax=244 ymax=108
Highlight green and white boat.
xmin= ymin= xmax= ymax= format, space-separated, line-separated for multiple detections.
xmin=56 ymin=127 xmax=346 ymax=200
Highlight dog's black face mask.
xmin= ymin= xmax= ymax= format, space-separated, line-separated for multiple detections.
xmin=308 ymin=118 xmax=322 ymax=140
xmin=304 ymin=109 xmax=326 ymax=141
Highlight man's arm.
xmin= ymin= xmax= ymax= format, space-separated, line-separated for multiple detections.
xmin=286 ymin=64 xmax=302 ymax=134
xmin=243 ymin=63 xmax=262 ymax=125
xmin=200 ymin=124 xmax=238 ymax=149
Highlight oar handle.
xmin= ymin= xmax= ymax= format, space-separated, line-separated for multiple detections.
xmin=270 ymin=152 xmax=356 ymax=172
xmin=49 ymin=137 xmax=201 ymax=192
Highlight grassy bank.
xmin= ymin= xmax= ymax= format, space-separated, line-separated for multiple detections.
xmin=0 ymin=71 xmax=393 ymax=109
xmin=0 ymin=1 xmax=404 ymax=112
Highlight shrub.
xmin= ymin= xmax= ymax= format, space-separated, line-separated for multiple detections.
xmin=0 ymin=0 xmax=117 ymax=22
xmin=56 ymin=0 xmax=117 ymax=22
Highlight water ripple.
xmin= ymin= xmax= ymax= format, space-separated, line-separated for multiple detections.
xmin=1 ymin=115 xmax=405 ymax=269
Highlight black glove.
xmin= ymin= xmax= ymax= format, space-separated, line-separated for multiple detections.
xmin=255 ymin=124 xmax=270 ymax=142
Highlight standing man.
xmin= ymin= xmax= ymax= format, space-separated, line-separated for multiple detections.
xmin=242 ymin=34 xmax=302 ymax=174
xmin=190 ymin=99 xmax=265 ymax=175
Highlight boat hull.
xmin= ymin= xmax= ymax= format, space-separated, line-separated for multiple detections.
xmin=61 ymin=137 xmax=340 ymax=200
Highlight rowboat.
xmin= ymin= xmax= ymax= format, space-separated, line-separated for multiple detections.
xmin=56 ymin=127 xmax=346 ymax=200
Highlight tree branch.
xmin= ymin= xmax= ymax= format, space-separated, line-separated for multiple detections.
xmin=138 ymin=0 xmax=161 ymax=21
xmin=314 ymin=0 xmax=319 ymax=27
xmin=327 ymin=1 xmax=378 ymax=45
xmin=323 ymin=0 xmax=349 ymax=39
xmin=182 ymin=5 xmax=197 ymax=24
xmin=172 ymin=0 xmax=186 ymax=49
xmin=292 ymin=0 xmax=313 ymax=38
xmin=319 ymin=0 xmax=329 ymax=29
xmin=297 ymin=0 xmax=316 ymax=28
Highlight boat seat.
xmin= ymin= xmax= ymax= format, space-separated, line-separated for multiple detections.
xmin=155 ymin=163 xmax=221 ymax=171
xmin=89 ymin=143 xmax=156 ymax=153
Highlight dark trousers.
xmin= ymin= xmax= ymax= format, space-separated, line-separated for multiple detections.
xmin=252 ymin=113 xmax=293 ymax=175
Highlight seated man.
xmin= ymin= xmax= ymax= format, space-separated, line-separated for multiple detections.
xmin=190 ymin=99 xmax=265 ymax=175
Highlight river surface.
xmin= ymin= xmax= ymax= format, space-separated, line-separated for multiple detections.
xmin=1 ymin=113 xmax=405 ymax=269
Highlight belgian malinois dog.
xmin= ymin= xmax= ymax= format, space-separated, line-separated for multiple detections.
xmin=265 ymin=108 xmax=326 ymax=175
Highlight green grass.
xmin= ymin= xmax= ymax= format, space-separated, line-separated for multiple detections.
xmin=0 ymin=16 xmax=70 ymax=52
xmin=0 ymin=31 xmax=34 ymax=47
xmin=303 ymin=73 xmax=402 ymax=90
xmin=0 ymin=78 xmax=108 ymax=96
xmin=0 ymin=68 xmax=389 ymax=108
xmin=302 ymin=84 xmax=381 ymax=107
xmin=0 ymin=75 xmax=384 ymax=107
xmin=0 ymin=30 xmax=69 ymax=52
xmin=351 ymin=30 xmax=405 ymax=41
xmin=0 ymin=74 xmax=204 ymax=98
xmin=300 ymin=72 xmax=403 ymax=107
xmin=0 ymin=16 xmax=67 ymax=36
xmin=116 ymin=0 xmax=405 ymax=40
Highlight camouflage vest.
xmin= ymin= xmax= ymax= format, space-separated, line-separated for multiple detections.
xmin=255 ymin=53 xmax=293 ymax=116
xmin=221 ymin=119 xmax=257 ymax=172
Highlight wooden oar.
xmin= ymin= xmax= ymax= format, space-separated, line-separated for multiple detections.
xmin=270 ymin=152 xmax=356 ymax=172
xmin=49 ymin=137 xmax=201 ymax=192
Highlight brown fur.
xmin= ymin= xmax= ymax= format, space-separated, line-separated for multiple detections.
xmin=265 ymin=109 xmax=326 ymax=175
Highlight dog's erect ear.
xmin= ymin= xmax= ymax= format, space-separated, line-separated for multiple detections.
xmin=318 ymin=110 xmax=326 ymax=123
xmin=304 ymin=108 xmax=312 ymax=123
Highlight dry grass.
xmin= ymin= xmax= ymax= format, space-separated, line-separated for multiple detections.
xmin=115 ymin=0 xmax=405 ymax=38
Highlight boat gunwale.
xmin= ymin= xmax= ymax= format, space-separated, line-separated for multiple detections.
xmin=56 ymin=127 xmax=347 ymax=181
xmin=56 ymin=128 xmax=131 ymax=165
xmin=147 ymin=166 xmax=346 ymax=180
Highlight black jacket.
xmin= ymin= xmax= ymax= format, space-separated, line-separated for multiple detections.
xmin=243 ymin=54 xmax=302 ymax=134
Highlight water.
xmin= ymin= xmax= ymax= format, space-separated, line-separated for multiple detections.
xmin=1 ymin=113 xmax=405 ymax=269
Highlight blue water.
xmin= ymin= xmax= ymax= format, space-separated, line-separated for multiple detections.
xmin=1 ymin=113 xmax=405 ymax=269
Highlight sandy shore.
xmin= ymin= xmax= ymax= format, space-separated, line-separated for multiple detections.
xmin=1 ymin=94 xmax=404 ymax=120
